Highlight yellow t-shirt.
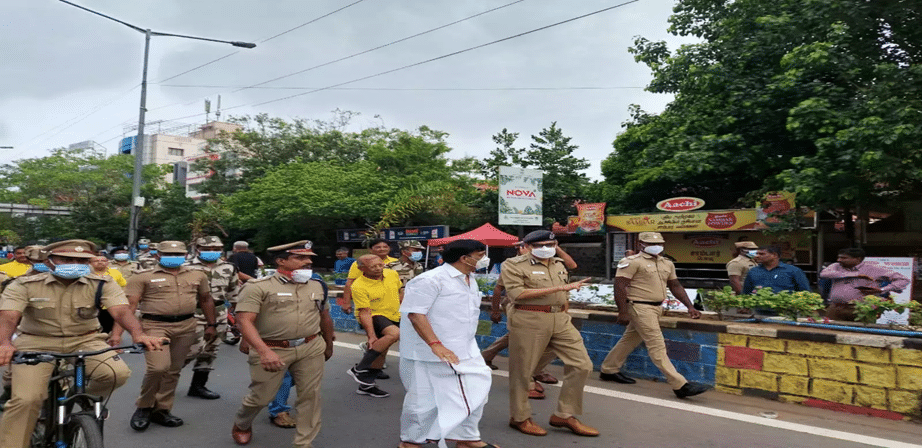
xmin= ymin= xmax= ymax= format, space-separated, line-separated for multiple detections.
xmin=0 ymin=261 xmax=32 ymax=278
xmin=351 ymin=269 xmax=402 ymax=322
xmin=347 ymin=256 xmax=399 ymax=280
xmin=105 ymin=268 xmax=128 ymax=288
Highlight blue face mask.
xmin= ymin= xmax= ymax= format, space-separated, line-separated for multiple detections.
xmin=113 ymin=253 xmax=129 ymax=261
xmin=409 ymin=252 xmax=423 ymax=262
xmin=52 ymin=263 xmax=91 ymax=279
xmin=149 ymin=250 xmax=158 ymax=255
xmin=159 ymin=256 xmax=185 ymax=268
xmin=32 ymin=263 xmax=50 ymax=273
xmin=138 ymin=244 xmax=149 ymax=250
xmin=198 ymin=251 xmax=222 ymax=262
xmin=746 ymin=250 xmax=758 ymax=258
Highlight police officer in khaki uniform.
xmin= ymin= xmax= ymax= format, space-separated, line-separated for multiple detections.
xmin=599 ymin=232 xmax=709 ymax=398
xmin=114 ymin=241 xmax=216 ymax=431
xmin=136 ymin=239 xmax=158 ymax=271
xmin=111 ymin=246 xmax=139 ymax=281
xmin=183 ymin=235 xmax=239 ymax=400
xmin=387 ymin=240 xmax=425 ymax=285
xmin=0 ymin=240 xmax=163 ymax=448
xmin=231 ymin=241 xmax=334 ymax=447
xmin=726 ymin=241 xmax=758 ymax=294
xmin=501 ymin=230 xmax=597 ymax=438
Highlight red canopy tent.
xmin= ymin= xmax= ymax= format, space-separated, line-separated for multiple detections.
xmin=426 ymin=223 xmax=520 ymax=247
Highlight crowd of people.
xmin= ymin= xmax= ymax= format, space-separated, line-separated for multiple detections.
xmin=0 ymin=231 xmax=907 ymax=448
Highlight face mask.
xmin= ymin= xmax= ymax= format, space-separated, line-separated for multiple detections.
xmin=292 ymin=269 xmax=313 ymax=283
xmin=159 ymin=256 xmax=185 ymax=268
xmin=113 ymin=253 xmax=130 ymax=261
xmin=409 ymin=252 xmax=423 ymax=262
xmin=52 ymin=263 xmax=91 ymax=279
xmin=32 ymin=263 xmax=50 ymax=273
xmin=531 ymin=247 xmax=556 ymax=259
xmin=198 ymin=251 xmax=222 ymax=262
xmin=746 ymin=250 xmax=758 ymax=258
xmin=138 ymin=245 xmax=148 ymax=250
xmin=642 ymin=244 xmax=665 ymax=255
xmin=149 ymin=250 xmax=158 ymax=255
xmin=475 ymin=256 xmax=490 ymax=270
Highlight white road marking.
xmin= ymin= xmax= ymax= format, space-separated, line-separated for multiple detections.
xmin=333 ymin=341 xmax=921 ymax=448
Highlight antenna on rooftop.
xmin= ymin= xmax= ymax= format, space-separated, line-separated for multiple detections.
xmin=204 ymin=99 xmax=211 ymax=124
xmin=215 ymin=95 xmax=222 ymax=122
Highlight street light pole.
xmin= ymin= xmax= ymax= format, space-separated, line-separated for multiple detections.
xmin=59 ymin=0 xmax=255 ymax=250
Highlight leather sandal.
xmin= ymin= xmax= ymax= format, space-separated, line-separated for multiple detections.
xmin=270 ymin=411 xmax=296 ymax=428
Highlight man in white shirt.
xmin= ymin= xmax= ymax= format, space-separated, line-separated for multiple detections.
xmin=398 ymin=239 xmax=499 ymax=448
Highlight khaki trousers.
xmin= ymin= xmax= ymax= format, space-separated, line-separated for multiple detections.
xmin=481 ymin=333 xmax=557 ymax=376
xmin=601 ymin=303 xmax=687 ymax=389
xmin=184 ymin=306 xmax=229 ymax=371
xmin=136 ymin=318 xmax=197 ymax=410
xmin=0 ymin=333 xmax=131 ymax=448
xmin=235 ymin=337 xmax=325 ymax=448
xmin=507 ymin=308 xmax=593 ymax=422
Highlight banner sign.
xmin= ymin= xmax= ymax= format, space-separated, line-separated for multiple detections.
xmin=336 ymin=226 xmax=448 ymax=243
xmin=498 ymin=166 xmax=543 ymax=225
xmin=656 ymin=197 xmax=705 ymax=212
xmin=757 ymin=191 xmax=796 ymax=225
xmin=606 ymin=209 xmax=768 ymax=233
xmin=864 ymin=257 xmax=916 ymax=326
xmin=576 ymin=203 xmax=606 ymax=234
xmin=659 ymin=232 xmax=811 ymax=264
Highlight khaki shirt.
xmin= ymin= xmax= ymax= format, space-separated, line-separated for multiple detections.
xmin=0 ymin=273 xmax=128 ymax=337
xmin=110 ymin=260 xmax=140 ymax=281
xmin=500 ymin=254 xmax=569 ymax=306
xmin=726 ymin=255 xmax=757 ymax=279
xmin=616 ymin=252 xmax=677 ymax=302
xmin=386 ymin=258 xmax=424 ymax=285
xmin=136 ymin=252 xmax=158 ymax=271
xmin=185 ymin=258 xmax=239 ymax=305
xmin=235 ymin=274 xmax=328 ymax=340
xmin=125 ymin=266 xmax=209 ymax=316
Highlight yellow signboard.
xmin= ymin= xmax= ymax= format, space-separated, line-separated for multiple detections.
xmin=662 ymin=232 xmax=810 ymax=264
xmin=606 ymin=209 xmax=768 ymax=233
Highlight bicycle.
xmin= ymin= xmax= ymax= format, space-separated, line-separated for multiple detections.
xmin=11 ymin=342 xmax=153 ymax=448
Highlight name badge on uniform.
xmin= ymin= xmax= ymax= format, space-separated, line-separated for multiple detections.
xmin=531 ymin=271 xmax=546 ymax=275
xmin=276 ymin=293 xmax=293 ymax=297
xmin=29 ymin=297 xmax=49 ymax=302
xmin=150 ymin=278 xmax=166 ymax=283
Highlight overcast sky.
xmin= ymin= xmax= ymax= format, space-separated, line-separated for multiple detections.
xmin=1 ymin=0 xmax=696 ymax=179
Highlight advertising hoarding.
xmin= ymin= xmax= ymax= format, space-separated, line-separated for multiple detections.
xmin=498 ymin=166 xmax=543 ymax=226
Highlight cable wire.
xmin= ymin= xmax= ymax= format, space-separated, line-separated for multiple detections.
xmin=162 ymin=84 xmax=643 ymax=91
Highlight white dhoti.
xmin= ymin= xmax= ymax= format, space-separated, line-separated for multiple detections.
xmin=399 ymin=357 xmax=492 ymax=448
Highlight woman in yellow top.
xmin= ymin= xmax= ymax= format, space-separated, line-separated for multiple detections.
xmin=90 ymin=255 xmax=127 ymax=287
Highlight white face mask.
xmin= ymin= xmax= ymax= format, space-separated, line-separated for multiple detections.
xmin=475 ymin=256 xmax=490 ymax=270
xmin=642 ymin=244 xmax=664 ymax=255
xmin=292 ymin=269 xmax=313 ymax=283
xmin=531 ymin=246 xmax=556 ymax=259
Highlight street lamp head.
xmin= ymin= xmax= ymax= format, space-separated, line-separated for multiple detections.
xmin=231 ymin=41 xmax=257 ymax=49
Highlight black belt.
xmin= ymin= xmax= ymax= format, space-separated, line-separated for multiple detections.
xmin=141 ymin=313 xmax=195 ymax=323
xmin=214 ymin=300 xmax=225 ymax=306
xmin=629 ymin=300 xmax=663 ymax=306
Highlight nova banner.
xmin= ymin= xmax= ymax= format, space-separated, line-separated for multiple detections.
xmin=498 ymin=166 xmax=543 ymax=225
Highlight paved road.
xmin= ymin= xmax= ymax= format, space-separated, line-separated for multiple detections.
xmin=95 ymin=331 xmax=922 ymax=448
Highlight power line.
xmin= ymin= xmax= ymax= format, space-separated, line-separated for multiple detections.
xmin=161 ymin=84 xmax=643 ymax=91
xmin=252 ymin=0 xmax=642 ymax=107
xmin=156 ymin=0 xmax=373 ymax=84
xmin=233 ymin=0 xmax=526 ymax=92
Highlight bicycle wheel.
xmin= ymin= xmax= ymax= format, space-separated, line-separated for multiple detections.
xmin=65 ymin=414 xmax=104 ymax=448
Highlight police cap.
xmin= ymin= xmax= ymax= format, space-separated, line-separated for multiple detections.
xmin=44 ymin=239 xmax=97 ymax=259
xmin=196 ymin=235 xmax=223 ymax=247
xmin=522 ymin=230 xmax=555 ymax=245
xmin=638 ymin=232 xmax=665 ymax=243
xmin=158 ymin=241 xmax=187 ymax=254
xmin=268 ymin=240 xmax=316 ymax=256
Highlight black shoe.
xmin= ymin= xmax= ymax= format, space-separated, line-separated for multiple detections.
xmin=0 ymin=385 xmax=10 ymax=409
xmin=347 ymin=366 xmax=376 ymax=387
xmin=599 ymin=372 xmax=636 ymax=384
xmin=130 ymin=407 xmax=153 ymax=431
xmin=674 ymin=383 xmax=709 ymax=398
xmin=376 ymin=370 xmax=390 ymax=380
xmin=150 ymin=409 xmax=184 ymax=427
xmin=356 ymin=385 xmax=390 ymax=398
xmin=188 ymin=370 xmax=221 ymax=399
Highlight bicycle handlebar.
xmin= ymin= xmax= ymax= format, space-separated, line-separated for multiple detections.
xmin=12 ymin=340 xmax=170 ymax=365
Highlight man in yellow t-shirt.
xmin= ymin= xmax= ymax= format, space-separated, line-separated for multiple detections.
xmin=339 ymin=239 xmax=398 ymax=314
xmin=0 ymin=247 xmax=33 ymax=278
xmin=346 ymin=254 xmax=402 ymax=398
xmin=90 ymin=255 xmax=127 ymax=287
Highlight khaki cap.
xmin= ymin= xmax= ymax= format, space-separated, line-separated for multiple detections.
xmin=138 ymin=238 xmax=151 ymax=245
xmin=268 ymin=240 xmax=316 ymax=256
xmin=149 ymin=243 xmax=159 ymax=250
xmin=44 ymin=239 xmax=97 ymax=259
xmin=24 ymin=245 xmax=48 ymax=262
xmin=196 ymin=235 xmax=224 ymax=247
xmin=158 ymin=241 xmax=187 ymax=254
xmin=638 ymin=232 xmax=665 ymax=243
xmin=734 ymin=241 xmax=758 ymax=249
xmin=398 ymin=240 xmax=424 ymax=250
